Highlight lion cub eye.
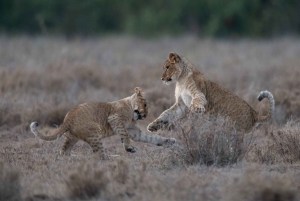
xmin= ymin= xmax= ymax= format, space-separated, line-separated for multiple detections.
xmin=166 ymin=66 xmax=169 ymax=70
xmin=144 ymin=104 xmax=147 ymax=107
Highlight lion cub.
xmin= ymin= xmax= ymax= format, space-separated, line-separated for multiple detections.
xmin=147 ymin=52 xmax=275 ymax=132
xmin=30 ymin=87 xmax=176 ymax=157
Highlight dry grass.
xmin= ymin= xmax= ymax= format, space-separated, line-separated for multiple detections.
xmin=65 ymin=163 xmax=109 ymax=200
xmin=0 ymin=35 xmax=300 ymax=200
xmin=248 ymin=120 xmax=300 ymax=164
xmin=169 ymin=115 xmax=250 ymax=166
xmin=0 ymin=162 xmax=21 ymax=201
xmin=223 ymin=167 xmax=299 ymax=201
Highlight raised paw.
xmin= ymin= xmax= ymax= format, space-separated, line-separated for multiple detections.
xmin=147 ymin=120 xmax=169 ymax=132
xmin=147 ymin=121 xmax=158 ymax=132
xmin=189 ymin=104 xmax=205 ymax=113
xmin=125 ymin=145 xmax=137 ymax=153
xmin=148 ymin=121 xmax=160 ymax=132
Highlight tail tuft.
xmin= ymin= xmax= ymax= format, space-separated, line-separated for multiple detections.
xmin=257 ymin=90 xmax=272 ymax=101
xmin=30 ymin=121 xmax=38 ymax=130
xmin=257 ymin=90 xmax=275 ymax=123
xmin=29 ymin=121 xmax=67 ymax=141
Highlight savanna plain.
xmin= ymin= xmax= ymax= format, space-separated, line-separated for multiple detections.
xmin=1 ymin=35 xmax=300 ymax=201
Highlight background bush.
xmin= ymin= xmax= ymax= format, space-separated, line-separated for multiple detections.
xmin=0 ymin=0 xmax=299 ymax=37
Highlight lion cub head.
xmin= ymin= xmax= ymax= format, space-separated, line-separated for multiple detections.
xmin=132 ymin=87 xmax=148 ymax=120
xmin=161 ymin=52 xmax=183 ymax=85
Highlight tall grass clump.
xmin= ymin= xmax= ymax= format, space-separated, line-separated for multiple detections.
xmin=248 ymin=119 xmax=300 ymax=164
xmin=0 ymin=162 xmax=21 ymax=201
xmin=65 ymin=163 xmax=109 ymax=200
xmin=64 ymin=159 xmax=148 ymax=200
xmin=170 ymin=115 xmax=252 ymax=166
xmin=224 ymin=168 xmax=299 ymax=201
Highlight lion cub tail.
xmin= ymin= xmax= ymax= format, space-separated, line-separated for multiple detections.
xmin=257 ymin=90 xmax=275 ymax=123
xmin=30 ymin=122 xmax=68 ymax=141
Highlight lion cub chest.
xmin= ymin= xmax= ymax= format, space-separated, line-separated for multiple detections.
xmin=176 ymin=85 xmax=192 ymax=106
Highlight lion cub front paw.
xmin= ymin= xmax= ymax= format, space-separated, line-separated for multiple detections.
xmin=125 ymin=145 xmax=137 ymax=153
xmin=190 ymin=104 xmax=206 ymax=113
xmin=148 ymin=120 xmax=173 ymax=132
xmin=157 ymin=138 xmax=176 ymax=146
xmin=147 ymin=121 xmax=161 ymax=132
xmin=147 ymin=122 xmax=156 ymax=132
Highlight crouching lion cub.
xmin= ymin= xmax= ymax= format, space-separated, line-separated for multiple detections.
xmin=30 ymin=87 xmax=176 ymax=157
xmin=147 ymin=52 xmax=275 ymax=132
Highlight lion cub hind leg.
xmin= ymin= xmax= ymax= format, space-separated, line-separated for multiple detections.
xmin=60 ymin=132 xmax=79 ymax=156
xmin=85 ymin=136 xmax=107 ymax=159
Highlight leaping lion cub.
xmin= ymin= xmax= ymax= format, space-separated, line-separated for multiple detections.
xmin=147 ymin=52 xmax=275 ymax=132
xmin=30 ymin=87 xmax=176 ymax=157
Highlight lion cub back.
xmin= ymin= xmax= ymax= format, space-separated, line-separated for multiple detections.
xmin=192 ymin=70 xmax=258 ymax=131
xmin=64 ymin=102 xmax=113 ymax=138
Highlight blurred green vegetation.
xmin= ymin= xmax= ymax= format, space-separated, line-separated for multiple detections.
xmin=0 ymin=0 xmax=299 ymax=37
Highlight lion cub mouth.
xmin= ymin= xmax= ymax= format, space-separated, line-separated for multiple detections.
xmin=164 ymin=79 xmax=173 ymax=85
xmin=134 ymin=110 xmax=146 ymax=120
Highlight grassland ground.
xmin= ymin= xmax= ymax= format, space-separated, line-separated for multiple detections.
xmin=0 ymin=35 xmax=300 ymax=201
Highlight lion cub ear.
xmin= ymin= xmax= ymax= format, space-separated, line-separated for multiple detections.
xmin=134 ymin=87 xmax=142 ymax=96
xmin=168 ymin=52 xmax=180 ymax=63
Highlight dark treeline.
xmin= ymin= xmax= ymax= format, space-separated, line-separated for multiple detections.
xmin=0 ymin=0 xmax=299 ymax=37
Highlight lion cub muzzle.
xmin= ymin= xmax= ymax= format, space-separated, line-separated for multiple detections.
xmin=134 ymin=110 xmax=146 ymax=120
xmin=161 ymin=77 xmax=173 ymax=85
xmin=161 ymin=77 xmax=172 ymax=82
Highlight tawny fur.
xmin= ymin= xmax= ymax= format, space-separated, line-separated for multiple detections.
xmin=147 ymin=52 xmax=275 ymax=132
xmin=30 ymin=87 xmax=176 ymax=157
